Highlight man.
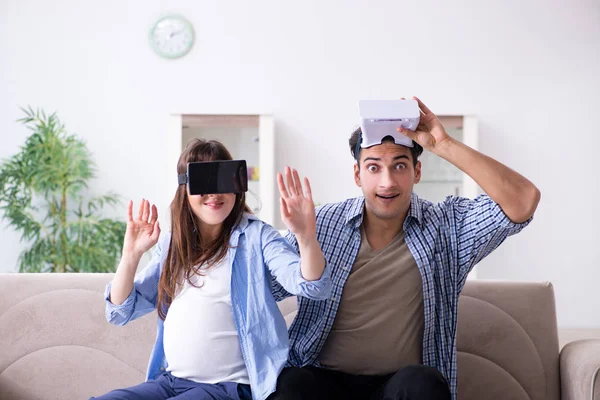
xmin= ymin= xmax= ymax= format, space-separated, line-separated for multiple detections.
xmin=269 ymin=97 xmax=541 ymax=400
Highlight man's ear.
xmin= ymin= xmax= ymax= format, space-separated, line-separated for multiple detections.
xmin=354 ymin=163 xmax=361 ymax=187
xmin=414 ymin=161 xmax=422 ymax=184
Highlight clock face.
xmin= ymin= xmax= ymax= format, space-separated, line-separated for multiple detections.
xmin=149 ymin=15 xmax=194 ymax=59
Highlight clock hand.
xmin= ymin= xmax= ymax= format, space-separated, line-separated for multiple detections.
xmin=169 ymin=29 xmax=184 ymax=39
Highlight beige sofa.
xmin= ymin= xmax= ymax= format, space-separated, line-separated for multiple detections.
xmin=0 ymin=273 xmax=598 ymax=400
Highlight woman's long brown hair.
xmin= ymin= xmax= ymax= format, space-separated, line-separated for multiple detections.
xmin=157 ymin=138 xmax=251 ymax=319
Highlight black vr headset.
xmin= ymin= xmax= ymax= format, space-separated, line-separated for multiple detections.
xmin=178 ymin=160 xmax=248 ymax=195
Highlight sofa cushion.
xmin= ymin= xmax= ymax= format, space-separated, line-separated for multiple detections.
xmin=458 ymin=281 xmax=560 ymax=400
xmin=0 ymin=273 xmax=154 ymax=400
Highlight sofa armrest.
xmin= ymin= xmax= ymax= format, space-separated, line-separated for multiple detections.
xmin=561 ymin=339 xmax=600 ymax=400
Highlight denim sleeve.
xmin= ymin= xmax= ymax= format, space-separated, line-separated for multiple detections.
xmin=446 ymin=195 xmax=532 ymax=287
xmin=262 ymin=224 xmax=331 ymax=301
xmin=270 ymin=229 xmax=297 ymax=302
xmin=104 ymin=233 xmax=170 ymax=326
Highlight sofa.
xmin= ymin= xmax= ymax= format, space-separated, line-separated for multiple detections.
xmin=0 ymin=273 xmax=599 ymax=400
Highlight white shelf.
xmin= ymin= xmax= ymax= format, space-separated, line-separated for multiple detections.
xmin=413 ymin=116 xmax=479 ymax=203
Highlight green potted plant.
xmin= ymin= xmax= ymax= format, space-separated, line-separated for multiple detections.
xmin=0 ymin=107 xmax=126 ymax=272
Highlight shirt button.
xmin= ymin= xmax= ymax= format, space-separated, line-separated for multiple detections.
xmin=160 ymin=367 xmax=165 ymax=371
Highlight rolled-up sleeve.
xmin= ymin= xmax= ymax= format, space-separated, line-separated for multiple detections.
xmin=261 ymin=224 xmax=332 ymax=301
xmin=449 ymin=195 xmax=532 ymax=285
xmin=105 ymin=233 xmax=170 ymax=325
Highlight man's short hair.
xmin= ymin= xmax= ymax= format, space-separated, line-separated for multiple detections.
xmin=349 ymin=127 xmax=423 ymax=167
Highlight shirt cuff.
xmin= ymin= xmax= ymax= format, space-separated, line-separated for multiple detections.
xmin=295 ymin=259 xmax=332 ymax=297
xmin=104 ymin=282 xmax=136 ymax=321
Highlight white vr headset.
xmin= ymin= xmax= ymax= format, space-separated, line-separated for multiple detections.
xmin=357 ymin=99 xmax=420 ymax=149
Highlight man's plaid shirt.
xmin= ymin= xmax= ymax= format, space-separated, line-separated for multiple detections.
xmin=272 ymin=193 xmax=531 ymax=399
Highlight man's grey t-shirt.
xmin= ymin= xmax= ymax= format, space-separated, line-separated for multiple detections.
xmin=318 ymin=225 xmax=424 ymax=375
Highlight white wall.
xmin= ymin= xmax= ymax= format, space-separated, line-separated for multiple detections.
xmin=1 ymin=0 xmax=599 ymax=327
